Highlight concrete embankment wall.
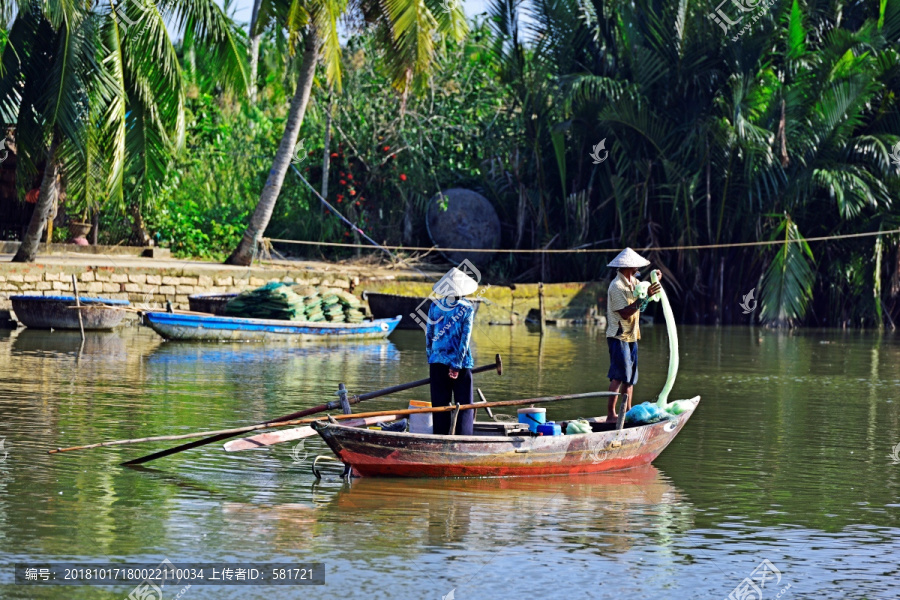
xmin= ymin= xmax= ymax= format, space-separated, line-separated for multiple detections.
xmin=362 ymin=281 xmax=607 ymax=325
xmin=0 ymin=256 xmax=606 ymax=325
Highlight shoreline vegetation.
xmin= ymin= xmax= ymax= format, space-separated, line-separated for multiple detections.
xmin=0 ymin=0 xmax=898 ymax=328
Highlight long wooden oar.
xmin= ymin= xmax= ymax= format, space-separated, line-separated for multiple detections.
xmin=113 ymin=354 xmax=502 ymax=466
xmin=49 ymin=390 xmax=619 ymax=455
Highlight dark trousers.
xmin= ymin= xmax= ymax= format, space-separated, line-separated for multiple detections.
xmin=429 ymin=363 xmax=474 ymax=436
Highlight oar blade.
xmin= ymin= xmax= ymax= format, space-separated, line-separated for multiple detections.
xmin=223 ymin=414 xmax=399 ymax=451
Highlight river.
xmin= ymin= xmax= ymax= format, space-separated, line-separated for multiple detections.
xmin=0 ymin=321 xmax=898 ymax=599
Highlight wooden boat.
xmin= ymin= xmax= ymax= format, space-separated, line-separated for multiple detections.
xmin=10 ymin=294 xmax=129 ymax=330
xmin=363 ymin=291 xmax=482 ymax=330
xmin=312 ymin=397 xmax=700 ymax=478
xmin=187 ymin=292 xmax=237 ymax=315
xmin=143 ymin=311 xmax=402 ymax=342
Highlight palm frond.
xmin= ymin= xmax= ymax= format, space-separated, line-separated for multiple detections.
xmin=759 ymin=216 xmax=816 ymax=327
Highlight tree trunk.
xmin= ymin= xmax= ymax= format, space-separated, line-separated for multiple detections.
xmin=129 ymin=200 xmax=151 ymax=246
xmin=91 ymin=209 xmax=99 ymax=245
xmin=248 ymin=0 xmax=263 ymax=103
xmin=226 ymin=31 xmax=318 ymax=266
xmin=13 ymin=136 xmax=60 ymax=262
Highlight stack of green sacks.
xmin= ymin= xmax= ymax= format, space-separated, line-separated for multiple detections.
xmin=318 ymin=288 xmax=344 ymax=322
xmin=337 ymin=290 xmax=366 ymax=323
xmin=224 ymin=282 xmax=368 ymax=323
xmin=223 ymin=282 xmax=306 ymax=320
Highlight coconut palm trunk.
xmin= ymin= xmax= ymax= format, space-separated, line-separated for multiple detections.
xmin=13 ymin=136 xmax=61 ymax=263
xmin=247 ymin=0 xmax=263 ymax=103
xmin=226 ymin=31 xmax=318 ymax=266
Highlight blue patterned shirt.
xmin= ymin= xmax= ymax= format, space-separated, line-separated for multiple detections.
xmin=425 ymin=297 xmax=475 ymax=370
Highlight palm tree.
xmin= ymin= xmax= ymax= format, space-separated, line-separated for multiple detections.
xmin=225 ymin=0 xmax=468 ymax=265
xmin=0 ymin=0 xmax=247 ymax=262
xmin=482 ymin=0 xmax=900 ymax=325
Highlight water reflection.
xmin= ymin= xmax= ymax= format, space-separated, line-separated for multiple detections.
xmin=1 ymin=325 xmax=899 ymax=600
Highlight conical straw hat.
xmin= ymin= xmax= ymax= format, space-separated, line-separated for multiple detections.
xmin=607 ymin=247 xmax=650 ymax=268
xmin=433 ymin=267 xmax=479 ymax=297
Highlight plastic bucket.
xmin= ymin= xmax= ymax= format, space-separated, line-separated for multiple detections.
xmin=517 ymin=408 xmax=546 ymax=433
xmin=409 ymin=400 xmax=433 ymax=434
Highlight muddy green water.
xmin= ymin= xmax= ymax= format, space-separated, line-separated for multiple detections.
xmin=0 ymin=321 xmax=898 ymax=599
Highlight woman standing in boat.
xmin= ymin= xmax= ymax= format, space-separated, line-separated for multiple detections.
xmin=426 ymin=267 xmax=479 ymax=436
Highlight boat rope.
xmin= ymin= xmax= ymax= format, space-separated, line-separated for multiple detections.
xmin=261 ymin=227 xmax=900 ymax=255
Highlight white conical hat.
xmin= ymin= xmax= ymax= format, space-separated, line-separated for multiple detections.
xmin=607 ymin=247 xmax=650 ymax=268
xmin=433 ymin=267 xmax=478 ymax=297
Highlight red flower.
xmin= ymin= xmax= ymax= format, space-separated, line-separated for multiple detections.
xmin=331 ymin=152 xmax=338 ymax=158
xmin=347 ymin=173 xmax=353 ymax=180
xmin=349 ymin=189 xmax=356 ymax=196
xmin=339 ymin=179 xmax=346 ymax=186
xmin=339 ymin=171 xmax=345 ymax=176
xmin=344 ymin=232 xmax=350 ymax=237
xmin=355 ymin=201 xmax=361 ymax=207
xmin=399 ymin=173 xmax=407 ymax=181
xmin=383 ymin=145 xmax=390 ymax=152
xmin=337 ymin=194 xmax=344 ymax=200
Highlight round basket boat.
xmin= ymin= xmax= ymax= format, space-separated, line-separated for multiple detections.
xmin=425 ymin=188 xmax=501 ymax=265
xmin=188 ymin=292 xmax=238 ymax=315
xmin=10 ymin=295 xmax=130 ymax=330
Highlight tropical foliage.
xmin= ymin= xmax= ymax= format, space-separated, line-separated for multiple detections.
xmin=0 ymin=0 xmax=246 ymax=259
xmin=2 ymin=0 xmax=900 ymax=328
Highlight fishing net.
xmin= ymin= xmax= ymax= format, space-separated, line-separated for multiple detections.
xmin=625 ymin=402 xmax=664 ymax=425
xmin=565 ymin=420 xmax=592 ymax=434
xmin=636 ymin=272 xmax=680 ymax=409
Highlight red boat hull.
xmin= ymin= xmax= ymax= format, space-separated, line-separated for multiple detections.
xmin=312 ymin=397 xmax=699 ymax=478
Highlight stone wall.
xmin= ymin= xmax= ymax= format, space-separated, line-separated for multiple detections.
xmin=0 ymin=262 xmax=379 ymax=312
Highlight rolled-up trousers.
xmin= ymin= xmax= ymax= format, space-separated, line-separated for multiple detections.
xmin=429 ymin=363 xmax=474 ymax=436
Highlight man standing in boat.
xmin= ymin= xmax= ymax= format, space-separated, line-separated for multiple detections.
xmin=605 ymin=248 xmax=662 ymax=423
xmin=426 ymin=267 xmax=479 ymax=436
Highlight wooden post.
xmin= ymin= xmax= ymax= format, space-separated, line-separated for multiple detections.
xmin=448 ymin=402 xmax=460 ymax=436
xmin=71 ymin=274 xmax=85 ymax=341
xmin=538 ymin=282 xmax=546 ymax=333
xmin=337 ymin=383 xmax=352 ymax=414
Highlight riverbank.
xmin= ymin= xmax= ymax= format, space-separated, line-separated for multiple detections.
xmin=0 ymin=253 xmax=606 ymax=326
xmin=0 ymin=252 xmax=437 ymax=311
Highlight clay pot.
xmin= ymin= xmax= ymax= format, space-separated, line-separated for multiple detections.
xmin=69 ymin=221 xmax=92 ymax=246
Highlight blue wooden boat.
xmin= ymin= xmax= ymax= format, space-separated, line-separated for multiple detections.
xmin=143 ymin=311 xmax=402 ymax=342
xmin=10 ymin=294 xmax=130 ymax=330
